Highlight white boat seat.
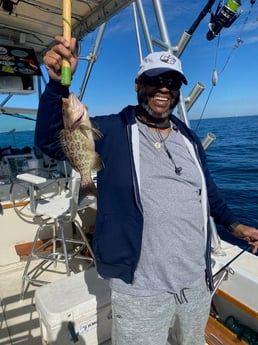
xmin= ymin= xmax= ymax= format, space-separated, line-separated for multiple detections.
xmin=32 ymin=187 xmax=95 ymax=219
xmin=16 ymin=172 xmax=47 ymax=184
xmin=17 ymin=170 xmax=96 ymax=299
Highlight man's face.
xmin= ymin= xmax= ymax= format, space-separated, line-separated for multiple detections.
xmin=136 ymin=73 xmax=181 ymax=119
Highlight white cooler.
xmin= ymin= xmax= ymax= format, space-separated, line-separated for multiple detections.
xmin=35 ymin=268 xmax=112 ymax=344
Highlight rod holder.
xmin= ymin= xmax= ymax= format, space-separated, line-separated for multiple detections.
xmin=185 ymin=82 xmax=205 ymax=112
xmin=202 ymin=132 xmax=216 ymax=150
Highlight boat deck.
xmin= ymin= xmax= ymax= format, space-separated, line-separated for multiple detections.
xmin=0 ymin=261 xmax=42 ymax=344
xmin=0 ymin=260 xmax=210 ymax=345
xmin=2 ymin=242 xmax=257 ymax=345
xmin=0 ymin=258 xmax=97 ymax=344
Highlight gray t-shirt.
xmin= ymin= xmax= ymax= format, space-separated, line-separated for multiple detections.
xmin=110 ymin=121 xmax=206 ymax=296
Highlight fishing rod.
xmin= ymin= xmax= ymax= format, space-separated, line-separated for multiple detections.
xmin=212 ymin=244 xmax=252 ymax=279
xmin=173 ymin=0 xmax=216 ymax=58
xmin=61 ymin=0 xmax=72 ymax=86
xmin=206 ymin=0 xmax=243 ymax=41
xmin=187 ymin=0 xmax=216 ymax=36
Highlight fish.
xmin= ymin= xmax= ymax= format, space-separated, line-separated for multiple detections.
xmin=60 ymin=92 xmax=104 ymax=202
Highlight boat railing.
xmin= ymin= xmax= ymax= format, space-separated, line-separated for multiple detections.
xmin=0 ymin=151 xmax=72 ymax=208
xmin=210 ymin=216 xmax=225 ymax=256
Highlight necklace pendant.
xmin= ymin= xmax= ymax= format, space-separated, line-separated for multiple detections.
xmin=154 ymin=141 xmax=161 ymax=149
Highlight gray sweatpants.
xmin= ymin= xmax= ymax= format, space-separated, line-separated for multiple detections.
xmin=111 ymin=282 xmax=211 ymax=345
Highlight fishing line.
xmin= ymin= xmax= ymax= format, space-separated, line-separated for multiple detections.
xmin=195 ymin=30 xmax=221 ymax=131
xmin=212 ymin=244 xmax=252 ymax=279
xmin=195 ymin=2 xmax=256 ymax=131
xmin=214 ymin=0 xmax=256 ymax=75
xmin=194 ymin=33 xmax=220 ymax=132
xmin=220 ymin=1 xmax=256 ymax=74
xmin=194 ymin=85 xmax=214 ymax=132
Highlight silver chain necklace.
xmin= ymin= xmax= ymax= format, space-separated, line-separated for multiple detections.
xmin=138 ymin=122 xmax=183 ymax=175
xmin=144 ymin=126 xmax=172 ymax=149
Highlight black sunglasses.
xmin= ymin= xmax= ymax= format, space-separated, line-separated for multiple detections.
xmin=140 ymin=75 xmax=182 ymax=91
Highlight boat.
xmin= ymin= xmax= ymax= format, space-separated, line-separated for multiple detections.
xmin=0 ymin=0 xmax=258 ymax=344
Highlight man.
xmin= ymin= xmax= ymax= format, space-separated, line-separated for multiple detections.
xmin=35 ymin=36 xmax=258 ymax=345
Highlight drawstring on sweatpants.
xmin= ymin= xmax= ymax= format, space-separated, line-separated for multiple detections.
xmin=169 ymin=288 xmax=189 ymax=304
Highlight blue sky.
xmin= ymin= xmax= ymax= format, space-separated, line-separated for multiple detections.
xmin=1 ymin=0 xmax=258 ymax=132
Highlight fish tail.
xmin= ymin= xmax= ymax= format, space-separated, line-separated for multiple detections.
xmin=78 ymin=180 xmax=98 ymax=203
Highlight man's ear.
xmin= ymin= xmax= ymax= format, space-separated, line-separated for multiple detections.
xmin=135 ymin=78 xmax=140 ymax=92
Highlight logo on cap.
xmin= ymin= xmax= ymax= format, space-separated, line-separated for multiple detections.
xmin=160 ymin=54 xmax=177 ymax=65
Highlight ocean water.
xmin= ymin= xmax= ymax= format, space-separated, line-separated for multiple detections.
xmin=1 ymin=115 xmax=257 ymax=247
xmin=0 ymin=130 xmax=35 ymax=152
xmin=191 ymin=115 xmax=258 ymax=248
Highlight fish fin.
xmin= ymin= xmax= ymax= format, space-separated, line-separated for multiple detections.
xmin=78 ymin=180 xmax=98 ymax=203
xmin=91 ymin=127 xmax=103 ymax=140
xmin=92 ymin=153 xmax=105 ymax=172
xmin=81 ymin=125 xmax=103 ymax=140
xmin=59 ymin=129 xmax=65 ymax=142
xmin=80 ymin=125 xmax=103 ymax=140
xmin=80 ymin=124 xmax=91 ymax=131
xmin=79 ymin=125 xmax=90 ymax=139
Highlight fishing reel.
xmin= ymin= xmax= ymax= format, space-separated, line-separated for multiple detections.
xmin=207 ymin=0 xmax=242 ymax=40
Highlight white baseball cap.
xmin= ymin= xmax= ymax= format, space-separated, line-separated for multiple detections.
xmin=137 ymin=51 xmax=187 ymax=84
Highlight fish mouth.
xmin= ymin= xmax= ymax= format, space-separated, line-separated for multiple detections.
xmin=71 ymin=108 xmax=87 ymax=130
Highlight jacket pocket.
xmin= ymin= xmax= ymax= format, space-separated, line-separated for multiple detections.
xmin=93 ymin=213 xmax=142 ymax=266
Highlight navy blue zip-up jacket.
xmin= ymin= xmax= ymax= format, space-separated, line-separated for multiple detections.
xmin=35 ymin=80 xmax=238 ymax=291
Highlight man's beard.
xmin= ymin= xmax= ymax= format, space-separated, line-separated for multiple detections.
xmin=137 ymin=89 xmax=178 ymax=120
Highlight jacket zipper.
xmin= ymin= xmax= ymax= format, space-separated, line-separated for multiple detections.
xmin=126 ymin=124 xmax=143 ymax=214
